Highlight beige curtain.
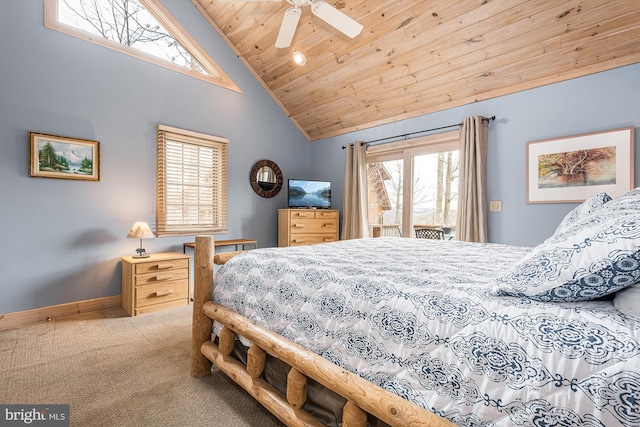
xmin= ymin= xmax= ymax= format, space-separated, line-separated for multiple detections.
xmin=456 ymin=116 xmax=489 ymax=242
xmin=342 ymin=142 xmax=369 ymax=240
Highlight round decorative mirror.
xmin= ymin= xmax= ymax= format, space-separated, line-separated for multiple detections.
xmin=250 ymin=159 xmax=283 ymax=198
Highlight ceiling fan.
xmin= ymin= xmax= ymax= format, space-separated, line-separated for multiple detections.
xmin=221 ymin=0 xmax=364 ymax=48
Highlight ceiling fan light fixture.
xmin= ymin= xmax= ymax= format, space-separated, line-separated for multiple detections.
xmin=292 ymin=51 xmax=307 ymax=65
xmin=273 ymin=0 xmax=363 ymax=49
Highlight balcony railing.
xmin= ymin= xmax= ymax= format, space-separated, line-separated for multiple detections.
xmin=371 ymin=224 xmax=455 ymax=239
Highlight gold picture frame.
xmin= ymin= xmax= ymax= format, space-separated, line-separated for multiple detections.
xmin=29 ymin=132 xmax=100 ymax=181
xmin=526 ymin=127 xmax=634 ymax=203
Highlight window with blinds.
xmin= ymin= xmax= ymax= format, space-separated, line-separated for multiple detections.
xmin=156 ymin=125 xmax=228 ymax=236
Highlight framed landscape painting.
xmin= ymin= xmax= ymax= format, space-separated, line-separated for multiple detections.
xmin=526 ymin=127 xmax=634 ymax=203
xmin=29 ymin=132 xmax=100 ymax=181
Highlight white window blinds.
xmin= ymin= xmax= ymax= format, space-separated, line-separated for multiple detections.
xmin=156 ymin=125 xmax=228 ymax=236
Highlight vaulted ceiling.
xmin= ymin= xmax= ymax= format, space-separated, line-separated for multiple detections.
xmin=192 ymin=0 xmax=640 ymax=141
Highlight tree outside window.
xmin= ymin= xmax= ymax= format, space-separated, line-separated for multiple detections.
xmin=58 ymin=0 xmax=209 ymax=74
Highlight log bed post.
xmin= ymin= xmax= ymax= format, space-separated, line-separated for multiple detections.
xmin=343 ymin=401 xmax=367 ymax=427
xmin=247 ymin=344 xmax=266 ymax=379
xmin=286 ymin=368 xmax=307 ymax=409
xmin=190 ymin=235 xmax=214 ymax=377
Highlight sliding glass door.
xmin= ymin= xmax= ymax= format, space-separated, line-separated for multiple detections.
xmin=412 ymin=151 xmax=458 ymax=238
xmin=366 ymin=131 xmax=459 ymax=238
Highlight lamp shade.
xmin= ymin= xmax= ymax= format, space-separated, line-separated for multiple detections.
xmin=127 ymin=222 xmax=155 ymax=239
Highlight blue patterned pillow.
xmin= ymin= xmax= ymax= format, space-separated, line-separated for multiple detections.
xmin=498 ymin=192 xmax=640 ymax=302
xmin=595 ymin=187 xmax=640 ymax=212
xmin=554 ymin=192 xmax=611 ymax=234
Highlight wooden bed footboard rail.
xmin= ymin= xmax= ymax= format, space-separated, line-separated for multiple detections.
xmin=202 ymin=302 xmax=453 ymax=427
xmin=190 ymin=235 xmax=454 ymax=427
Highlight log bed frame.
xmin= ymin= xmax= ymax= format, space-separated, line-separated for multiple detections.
xmin=190 ymin=235 xmax=454 ymax=427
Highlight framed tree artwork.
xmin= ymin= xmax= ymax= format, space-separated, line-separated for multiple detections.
xmin=29 ymin=132 xmax=100 ymax=181
xmin=526 ymin=127 xmax=634 ymax=203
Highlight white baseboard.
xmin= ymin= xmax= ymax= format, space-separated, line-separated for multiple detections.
xmin=0 ymin=295 xmax=122 ymax=330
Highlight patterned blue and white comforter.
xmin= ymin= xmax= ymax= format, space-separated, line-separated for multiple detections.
xmin=213 ymin=238 xmax=640 ymax=427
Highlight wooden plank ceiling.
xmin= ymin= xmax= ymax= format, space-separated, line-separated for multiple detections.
xmin=192 ymin=0 xmax=640 ymax=141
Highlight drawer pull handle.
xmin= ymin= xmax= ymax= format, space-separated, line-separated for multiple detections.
xmin=155 ymin=289 xmax=174 ymax=297
xmin=155 ymin=273 xmax=173 ymax=281
xmin=322 ymin=223 xmax=333 ymax=227
xmin=293 ymin=239 xmax=306 ymax=243
xmin=323 ymin=238 xmax=335 ymax=242
xmin=156 ymin=262 xmax=175 ymax=270
xmin=293 ymin=224 xmax=306 ymax=228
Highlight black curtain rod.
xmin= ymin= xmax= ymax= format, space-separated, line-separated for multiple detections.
xmin=342 ymin=115 xmax=495 ymax=149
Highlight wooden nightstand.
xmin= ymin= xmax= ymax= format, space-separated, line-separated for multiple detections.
xmin=121 ymin=252 xmax=190 ymax=316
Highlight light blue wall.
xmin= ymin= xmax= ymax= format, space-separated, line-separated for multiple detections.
xmin=310 ymin=63 xmax=640 ymax=247
xmin=0 ymin=0 xmax=309 ymax=314
xmin=2 ymin=1 xmax=639 ymax=315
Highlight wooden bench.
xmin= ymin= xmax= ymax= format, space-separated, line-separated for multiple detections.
xmin=183 ymin=238 xmax=257 ymax=254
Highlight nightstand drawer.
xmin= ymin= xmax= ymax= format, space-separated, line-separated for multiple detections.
xmin=135 ymin=258 xmax=189 ymax=274
xmin=135 ymin=299 xmax=188 ymax=315
xmin=135 ymin=280 xmax=189 ymax=307
xmin=135 ymin=268 xmax=189 ymax=286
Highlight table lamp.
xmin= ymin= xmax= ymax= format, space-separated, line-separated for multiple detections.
xmin=127 ymin=221 xmax=155 ymax=258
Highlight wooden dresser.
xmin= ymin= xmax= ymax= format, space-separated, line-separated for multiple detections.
xmin=121 ymin=252 xmax=190 ymax=316
xmin=278 ymin=209 xmax=339 ymax=247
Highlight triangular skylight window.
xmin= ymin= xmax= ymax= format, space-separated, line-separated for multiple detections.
xmin=44 ymin=0 xmax=241 ymax=92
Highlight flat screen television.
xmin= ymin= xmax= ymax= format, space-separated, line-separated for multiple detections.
xmin=288 ymin=179 xmax=331 ymax=209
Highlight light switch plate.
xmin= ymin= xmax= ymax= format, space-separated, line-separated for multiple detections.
xmin=489 ymin=200 xmax=502 ymax=211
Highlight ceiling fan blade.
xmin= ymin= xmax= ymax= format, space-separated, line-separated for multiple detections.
xmin=310 ymin=1 xmax=363 ymax=39
xmin=275 ymin=7 xmax=302 ymax=48
xmin=218 ymin=0 xmax=280 ymax=2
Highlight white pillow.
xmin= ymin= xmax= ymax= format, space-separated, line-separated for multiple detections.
xmin=554 ymin=192 xmax=611 ymax=235
xmin=497 ymin=194 xmax=640 ymax=302
xmin=614 ymin=284 xmax=640 ymax=318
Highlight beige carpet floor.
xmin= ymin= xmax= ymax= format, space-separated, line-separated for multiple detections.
xmin=0 ymin=305 xmax=283 ymax=426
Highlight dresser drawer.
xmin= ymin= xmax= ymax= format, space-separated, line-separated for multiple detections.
xmin=288 ymin=235 xmax=338 ymax=246
xmin=135 ymin=258 xmax=189 ymax=274
xmin=289 ymin=210 xmax=315 ymax=219
xmin=289 ymin=218 xmax=338 ymax=235
xmin=135 ymin=280 xmax=189 ymax=308
xmin=313 ymin=210 xmax=338 ymax=219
